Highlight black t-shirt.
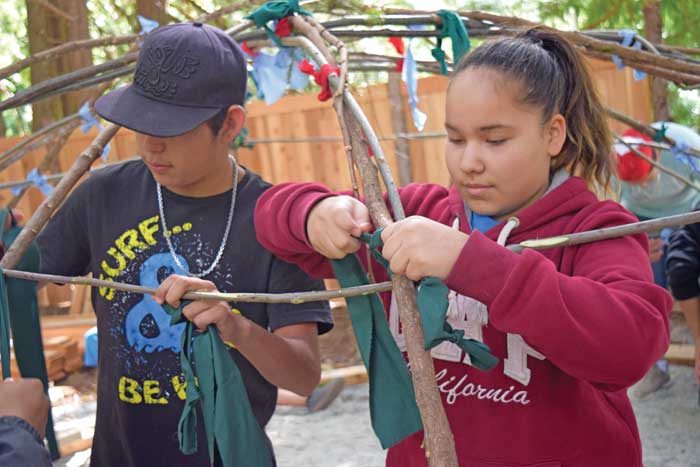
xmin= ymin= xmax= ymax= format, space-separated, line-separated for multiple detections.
xmin=37 ymin=160 xmax=332 ymax=467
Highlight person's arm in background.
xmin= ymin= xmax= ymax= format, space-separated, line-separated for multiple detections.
xmin=0 ymin=378 xmax=51 ymax=466
xmin=666 ymin=221 xmax=700 ymax=383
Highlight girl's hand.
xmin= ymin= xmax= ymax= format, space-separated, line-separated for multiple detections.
xmin=306 ymin=195 xmax=372 ymax=259
xmin=380 ymin=216 xmax=468 ymax=281
xmin=152 ymin=275 xmax=245 ymax=344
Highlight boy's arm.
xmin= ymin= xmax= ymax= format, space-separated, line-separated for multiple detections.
xmin=154 ymin=256 xmax=333 ymax=396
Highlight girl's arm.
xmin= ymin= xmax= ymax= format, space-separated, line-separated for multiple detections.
xmin=255 ymin=182 xmax=337 ymax=278
xmin=445 ymin=204 xmax=672 ymax=391
xmin=254 ymin=181 xmax=453 ymax=279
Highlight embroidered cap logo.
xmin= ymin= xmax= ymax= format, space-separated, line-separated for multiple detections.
xmin=134 ymin=46 xmax=200 ymax=99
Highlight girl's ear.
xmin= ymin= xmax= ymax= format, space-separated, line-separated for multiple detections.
xmin=546 ymin=114 xmax=567 ymax=158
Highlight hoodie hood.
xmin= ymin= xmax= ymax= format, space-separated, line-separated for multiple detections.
xmin=448 ymin=174 xmax=600 ymax=244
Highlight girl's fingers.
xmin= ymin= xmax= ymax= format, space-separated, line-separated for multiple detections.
xmin=389 ymin=250 xmax=409 ymax=276
xmin=381 ymin=234 xmax=403 ymax=263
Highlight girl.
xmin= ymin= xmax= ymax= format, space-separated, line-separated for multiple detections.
xmin=254 ymin=28 xmax=671 ymax=466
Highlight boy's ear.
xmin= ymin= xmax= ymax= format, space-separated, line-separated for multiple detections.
xmin=547 ymin=114 xmax=567 ymax=158
xmin=219 ymin=105 xmax=247 ymax=144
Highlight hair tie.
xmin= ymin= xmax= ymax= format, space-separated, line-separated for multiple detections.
xmin=524 ymin=29 xmax=544 ymax=47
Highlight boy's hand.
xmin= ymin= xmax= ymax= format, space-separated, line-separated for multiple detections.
xmin=3 ymin=209 xmax=24 ymax=232
xmin=152 ymin=275 xmax=245 ymax=345
xmin=0 ymin=378 xmax=49 ymax=438
xmin=381 ymin=216 xmax=468 ymax=281
xmin=306 ymin=196 xmax=372 ymax=259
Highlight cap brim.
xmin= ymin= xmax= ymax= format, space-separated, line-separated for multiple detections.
xmin=94 ymin=86 xmax=222 ymax=137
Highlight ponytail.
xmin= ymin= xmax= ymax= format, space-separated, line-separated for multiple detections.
xmin=452 ymin=27 xmax=614 ymax=189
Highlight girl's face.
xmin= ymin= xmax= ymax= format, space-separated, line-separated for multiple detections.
xmin=444 ymin=68 xmax=567 ymax=221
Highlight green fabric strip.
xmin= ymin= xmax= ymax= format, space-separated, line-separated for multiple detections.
xmin=330 ymin=255 xmax=423 ymax=449
xmin=359 ymin=229 xmax=498 ymax=370
xmin=245 ymin=0 xmax=310 ymax=47
xmin=431 ymin=10 xmax=471 ymax=75
xmin=417 ymin=277 xmax=498 ymax=371
xmin=0 ymin=208 xmax=60 ymax=458
xmin=167 ymin=305 xmax=274 ymax=466
xmin=653 ymin=122 xmax=668 ymax=142
xmin=0 ymin=269 xmax=11 ymax=380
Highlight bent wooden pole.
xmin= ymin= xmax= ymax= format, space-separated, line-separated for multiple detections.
xmin=284 ymin=25 xmax=459 ymax=466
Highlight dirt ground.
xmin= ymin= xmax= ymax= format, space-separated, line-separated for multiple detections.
xmin=53 ymin=364 xmax=699 ymax=467
xmin=54 ymin=308 xmax=699 ymax=466
xmin=265 ymin=365 xmax=700 ymax=467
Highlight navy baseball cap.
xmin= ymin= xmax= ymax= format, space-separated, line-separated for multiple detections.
xmin=95 ymin=22 xmax=247 ymax=137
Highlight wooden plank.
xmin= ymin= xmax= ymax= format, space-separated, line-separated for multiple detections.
xmin=320 ymin=364 xmax=368 ymax=386
xmin=59 ymin=436 xmax=93 ymax=459
xmin=665 ymin=343 xmax=696 ymax=366
xmin=288 ymin=107 xmax=315 ymax=182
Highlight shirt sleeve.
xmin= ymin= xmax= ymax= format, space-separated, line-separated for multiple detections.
xmin=266 ymin=256 xmax=333 ymax=334
xmin=0 ymin=416 xmax=51 ymax=467
xmin=666 ymin=221 xmax=700 ymax=300
xmin=37 ymin=178 xmax=92 ymax=277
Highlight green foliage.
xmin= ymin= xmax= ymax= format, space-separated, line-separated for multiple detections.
xmin=528 ymin=0 xmax=700 ymax=128
xmin=669 ymin=84 xmax=700 ymax=128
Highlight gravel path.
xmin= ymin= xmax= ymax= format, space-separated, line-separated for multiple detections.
xmin=267 ymin=365 xmax=700 ymax=467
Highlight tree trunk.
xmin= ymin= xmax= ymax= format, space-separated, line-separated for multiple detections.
xmin=26 ymin=0 xmax=92 ymax=129
xmin=137 ymin=0 xmax=170 ymax=27
xmin=26 ymin=0 xmax=64 ymax=131
xmin=55 ymin=0 xmax=93 ymax=114
xmin=643 ymin=0 xmax=670 ymax=122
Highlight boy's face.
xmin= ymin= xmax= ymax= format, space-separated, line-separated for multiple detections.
xmin=136 ymin=122 xmax=225 ymax=196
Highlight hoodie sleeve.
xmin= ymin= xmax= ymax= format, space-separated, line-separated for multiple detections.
xmin=254 ymin=182 xmax=337 ymax=279
xmin=0 ymin=416 xmax=51 ymax=467
xmin=445 ymin=203 xmax=672 ymax=391
xmin=254 ymin=182 xmax=452 ymax=279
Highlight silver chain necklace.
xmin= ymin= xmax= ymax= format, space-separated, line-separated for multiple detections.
xmin=156 ymin=154 xmax=239 ymax=278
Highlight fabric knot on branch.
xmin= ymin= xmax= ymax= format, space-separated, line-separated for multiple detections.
xmin=298 ymin=59 xmax=339 ymax=101
xmin=357 ymin=229 xmax=498 ymax=371
xmin=79 ymin=102 xmax=110 ymax=161
xmin=388 ymin=37 xmax=405 ymax=72
xmin=654 ymin=122 xmax=668 ymax=142
xmin=431 ymin=10 xmax=470 ymax=75
xmin=245 ymin=0 xmax=310 ymax=46
xmin=611 ymin=30 xmax=647 ymax=81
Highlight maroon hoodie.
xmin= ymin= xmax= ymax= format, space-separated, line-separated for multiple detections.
xmin=254 ymin=177 xmax=672 ymax=467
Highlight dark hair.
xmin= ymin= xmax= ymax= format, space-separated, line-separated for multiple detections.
xmin=451 ymin=27 xmax=613 ymax=189
xmin=206 ymin=107 xmax=229 ymax=136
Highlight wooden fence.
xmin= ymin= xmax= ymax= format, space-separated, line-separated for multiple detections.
xmin=0 ymin=58 xmax=651 ymax=315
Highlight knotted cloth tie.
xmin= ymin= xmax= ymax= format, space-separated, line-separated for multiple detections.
xmin=431 ymin=10 xmax=470 ymax=75
xmin=298 ymin=59 xmax=339 ymax=102
xmin=328 ymin=229 xmax=499 ymax=448
xmin=358 ymin=229 xmax=498 ymax=371
xmin=245 ymin=0 xmax=310 ymax=47
xmin=166 ymin=304 xmax=274 ymax=466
